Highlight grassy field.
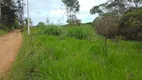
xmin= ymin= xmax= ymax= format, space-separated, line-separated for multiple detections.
xmin=10 ymin=25 xmax=142 ymax=80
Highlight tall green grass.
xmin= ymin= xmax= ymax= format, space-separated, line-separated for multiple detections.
xmin=10 ymin=25 xmax=142 ymax=80
xmin=67 ymin=27 xmax=92 ymax=40
xmin=43 ymin=26 xmax=62 ymax=36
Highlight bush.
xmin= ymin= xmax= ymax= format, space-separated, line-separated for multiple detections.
xmin=43 ymin=26 xmax=61 ymax=36
xmin=67 ymin=27 xmax=91 ymax=40
xmin=119 ymin=7 xmax=142 ymax=41
xmin=37 ymin=22 xmax=45 ymax=27
xmin=95 ymin=14 xmax=119 ymax=38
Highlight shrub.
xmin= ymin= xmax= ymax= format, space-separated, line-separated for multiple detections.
xmin=43 ymin=26 xmax=61 ymax=36
xmin=67 ymin=27 xmax=91 ymax=40
xmin=95 ymin=14 xmax=119 ymax=39
xmin=119 ymin=7 xmax=142 ymax=41
xmin=37 ymin=22 xmax=45 ymax=27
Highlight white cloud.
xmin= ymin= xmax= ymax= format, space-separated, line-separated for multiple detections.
xmin=24 ymin=0 xmax=107 ymax=25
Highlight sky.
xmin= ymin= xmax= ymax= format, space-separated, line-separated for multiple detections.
xmin=24 ymin=0 xmax=107 ymax=25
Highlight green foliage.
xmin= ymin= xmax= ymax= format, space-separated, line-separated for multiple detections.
xmin=1 ymin=0 xmax=18 ymax=27
xmin=90 ymin=5 xmax=104 ymax=15
xmin=37 ymin=22 xmax=45 ymax=27
xmin=62 ymin=0 xmax=80 ymax=13
xmin=119 ymin=7 xmax=142 ymax=40
xmin=0 ymin=24 xmax=8 ymax=36
xmin=90 ymin=0 xmax=142 ymax=15
xmin=43 ymin=26 xmax=62 ymax=36
xmin=67 ymin=27 xmax=92 ymax=40
xmin=10 ymin=26 xmax=142 ymax=80
xmin=0 ymin=23 xmax=11 ymax=31
xmin=90 ymin=0 xmax=126 ymax=15
xmin=24 ymin=18 xmax=33 ymax=26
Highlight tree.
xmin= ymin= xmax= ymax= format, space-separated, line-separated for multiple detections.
xmin=119 ymin=7 xmax=142 ymax=40
xmin=24 ymin=17 xmax=33 ymax=26
xmin=90 ymin=0 xmax=142 ymax=15
xmin=66 ymin=14 xmax=81 ymax=25
xmin=1 ymin=0 xmax=18 ymax=28
xmin=0 ymin=0 xmax=24 ymax=29
xmin=17 ymin=0 xmax=25 ymax=26
xmin=95 ymin=14 xmax=119 ymax=39
xmin=95 ymin=14 xmax=120 ymax=58
xmin=128 ymin=0 xmax=142 ymax=7
xmin=62 ymin=0 xmax=80 ymax=23
xmin=90 ymin=3 xmax=105 ymax=16
xmin=90 ymin=0 xmax=127 ymax=15
xmin=37 ymin=22 xmax=45 ymax=27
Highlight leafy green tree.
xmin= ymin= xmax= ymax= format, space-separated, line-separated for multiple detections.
xmin=0 ymin=0 xmax=25 ymax=29
xmin=17 ymin=0 xmax=25 ymax=26
xmin=128 ymin=0 xmax=142 ymax=7
xmin=37 ymin=22 xmax=45 ymax=27
xmin=62 ymin=0 xmax=80 ymax=23
xmin=90 ymin=0 xmax=142 ymax=15
xmin=1 ymin=0 xmax=17 ymax=28
xmin=119 ymin=7 xmax=142 ymax=40
xmin=90 ymin=3 xmax=105 ymax=15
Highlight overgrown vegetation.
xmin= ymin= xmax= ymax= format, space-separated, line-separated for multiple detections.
xmin=119 ymin=7 xmax=142 ymax=40
xmin=10 ymin=25 xmax=142 ymax=80
xmin=91 ymin=0 xmax=142 ymax=41
xmin=6 ymin=0 xmax=142 ymax=80
xmin=67 ymin=26 xmax=92 ymax=40
xmin=42 ymin=26 xmax=62 ymax=36
xmin=0 ymin=0 xmax=25 ymax=36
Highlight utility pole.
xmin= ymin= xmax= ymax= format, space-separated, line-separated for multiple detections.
xmin=22 ymin=0 xmax=25 ymax=28
xmin=27 ymin=0 xmax=30 ymax=34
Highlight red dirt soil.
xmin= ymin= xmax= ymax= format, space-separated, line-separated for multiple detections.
xmin=0 ymin=30 xmax=22 ymax=76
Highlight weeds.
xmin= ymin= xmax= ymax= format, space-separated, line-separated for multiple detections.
xmin=43 ymin=26 xmax=62 ymax=36
xmin=10 ymin=25 xmax=142 ymax=80
xmin=67 ymin=27 xmax=91 ymax=40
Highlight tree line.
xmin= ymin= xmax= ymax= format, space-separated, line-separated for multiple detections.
xmin=90 ymin=0 xmax=142 ymax=41
xmin=0 ymin=0 xmax=24 ymax=30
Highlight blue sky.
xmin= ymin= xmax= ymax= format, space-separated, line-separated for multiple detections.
xmin=24 ymin=0 xmax=107 ymax=25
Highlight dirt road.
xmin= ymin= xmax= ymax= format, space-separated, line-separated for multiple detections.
xmin=0 ymin=30 xmax=22 ymax=76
